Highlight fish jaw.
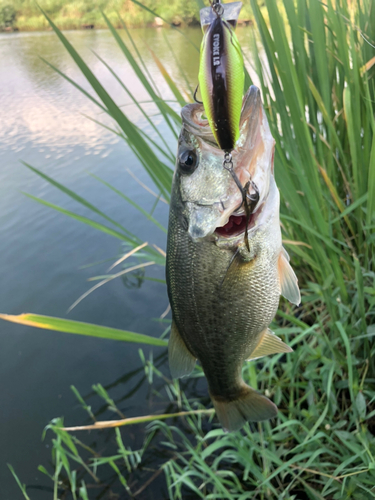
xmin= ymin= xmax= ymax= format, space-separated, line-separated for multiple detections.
xmin=215 ymin=176 xmax=281 ymax=251
xmin=184 ymin=202 xmax=224 ymax=241
xmin=182 ymin=174 xmax=280 ymax=259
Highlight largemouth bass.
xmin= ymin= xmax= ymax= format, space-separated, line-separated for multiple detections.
xmin=166 ymin=86 xmax=300 ymax=432
xmin=198 ymin=1 xmax=244 ymax=152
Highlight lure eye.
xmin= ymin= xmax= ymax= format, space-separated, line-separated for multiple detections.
xmin=178 ymin=149 xmax=198 ymax=175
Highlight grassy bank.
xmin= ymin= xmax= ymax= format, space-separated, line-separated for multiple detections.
xmin=0 ymin=0 xmax=260 ymax=31
xmin=3 ymin=0 xmax=375 ymax=498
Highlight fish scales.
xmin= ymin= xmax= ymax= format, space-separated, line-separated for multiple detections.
xmin=166 ymin=86 xmax=300 ymax=431
xmin=167 ymin=183 xmax=280 ymax=393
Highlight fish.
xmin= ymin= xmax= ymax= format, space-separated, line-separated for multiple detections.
xmin=198 ymin=6 xmax=244 ymax=152
xmin=166 ymin=86 xmax=300 ymax=432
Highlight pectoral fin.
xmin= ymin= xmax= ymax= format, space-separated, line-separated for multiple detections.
xmin=248 ymin=328 xmax=293 ymax=361
xmin=278 ymin=248 xmax=301 ymax=305
xmin=168 ymin=320 xmax=196 ymax=379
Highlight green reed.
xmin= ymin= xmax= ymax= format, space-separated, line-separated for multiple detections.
xmin=5 ymin=0 xmax=375 ymax=498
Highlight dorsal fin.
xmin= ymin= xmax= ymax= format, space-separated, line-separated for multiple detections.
xmin=248 ymin=328 xmax=293 ymax=360
xmin=168 ymin=320 xmax=196 ymax=379
xmin=278 ymin=248 xmax=301 ymax=305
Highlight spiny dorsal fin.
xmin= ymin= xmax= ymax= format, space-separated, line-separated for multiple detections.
xmin=248 ymin=328 xmax=293 ymax=361
xmin=168 ymin=319 xmax=196 ymax=379
xmin=278 ymin=247 xmax=301 ymax=305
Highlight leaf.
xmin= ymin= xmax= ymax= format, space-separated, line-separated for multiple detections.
xmin=23 ymin=194 xmax=136 ymax=243
xmin=0 ymin=314 xmax=168 ymax=347
xmin=92 ymin=51 xmax=175 ymax=161
xmin=367 ymin=131 xmax=375 ymax=227
xmin=335 ymin=322 xmax=355 ymax=405
xmin=102 ymin=11 xmax=180 ymax=129
xmin=7 ymin=465 xmax=31 ymax=500
xmin=343 ymin=86 xmax=360 ymax=200
xmin=91 ymin=174 xmax=167 ymax=235
xmin=129 ymin=0 xmax=200 ymax=51
xmin=62 ymin=409 xmax=215 ymax=431
xmin=356 ymin=392 xmax=367 ymax=420
xmin=39 ymin=6 xmax=172 ymax=199
xmin=23 ymin=163 xmax=133 ymax=237
xmin=147 ymin=45 xmax=186 ymax=107
xmin=67 ymin=261 xmax=156 ymax=312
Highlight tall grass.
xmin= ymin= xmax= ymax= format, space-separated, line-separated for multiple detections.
xmin=4 ymin=0 xmax=375 ymax=498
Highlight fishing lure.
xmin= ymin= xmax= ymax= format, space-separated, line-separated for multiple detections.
xmin=197 ymin=1 xmax=257 ymax=251
xmin=198 ymin=0 xmax=244 ymax=152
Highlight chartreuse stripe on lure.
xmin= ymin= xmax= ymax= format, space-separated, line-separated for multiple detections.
xmin=198 ymin=15 xmax=244 ymax=152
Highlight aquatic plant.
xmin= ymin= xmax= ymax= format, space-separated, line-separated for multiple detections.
xmin=4 ymin=0 xmax=375 ymax=498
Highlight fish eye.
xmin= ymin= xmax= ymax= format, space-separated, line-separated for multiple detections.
xmin=178 ymin=148 xmax=198 ymax=175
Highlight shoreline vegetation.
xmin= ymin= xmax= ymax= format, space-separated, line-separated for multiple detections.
xmin=0 ymin=0 xmax=261 ymax=32
xmin=4 ymin=0 xmax=375 ymax=497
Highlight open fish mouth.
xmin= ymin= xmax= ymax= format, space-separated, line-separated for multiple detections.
xmin=215 ymin=203 xmax=263 ymax=240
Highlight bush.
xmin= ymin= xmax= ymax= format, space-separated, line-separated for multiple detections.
xmin=0 ymin=2 xmax=16 ymax=28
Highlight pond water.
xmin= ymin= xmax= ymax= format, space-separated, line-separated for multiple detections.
xmin=0 ymin=26 xmax=256 ymax=498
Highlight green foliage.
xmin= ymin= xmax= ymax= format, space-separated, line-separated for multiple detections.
xmin=2 ymin=0 xmax=282 ymax=31
xmin=8 ymin=337 xmax=375 ymax=498
xmin=7 ymin=465 xmax=31 ymax=500
xmin=6 ymin=0 xmax=375 ymax=498
xmin=0 ymin=1 xmax=16 ymax=28
xmin=0 ymin=313 xmax=168 ymax=346
xmin=7 ymin=0 xmax=199 ymax=30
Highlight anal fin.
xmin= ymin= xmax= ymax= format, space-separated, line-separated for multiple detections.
xmin=278 ymin=247 xmax=301 ymax=305
xmin=248 ymin=328 xmax=293 ymax=361
xmin=168 ymin=319 xmax=196 ymax=379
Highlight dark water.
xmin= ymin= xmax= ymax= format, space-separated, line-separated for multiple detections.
xmin=0 ymin=27 xmax=255 ymax=498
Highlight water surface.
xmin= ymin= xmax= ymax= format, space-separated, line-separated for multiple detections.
xmin=0 ymin=26 xmax=255 ymax=498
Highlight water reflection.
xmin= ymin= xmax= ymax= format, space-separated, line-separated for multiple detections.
xmin=0 ymin=26 xmax=256 ymax=498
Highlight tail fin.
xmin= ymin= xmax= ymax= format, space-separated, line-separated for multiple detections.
xmin=211 ymin=386 xmax=277 ymax=432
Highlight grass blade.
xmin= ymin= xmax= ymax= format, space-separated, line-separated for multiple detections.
xmin=7 ymin=465 xmax=31 ymax=500
xmin=24 ymin=194 xmax=137 ymax=243
xmin=129 ymin=0 xmax=199 ymax=51
xmin=40 ymin=6 xmax=172 ymax=199
xmin=23 ymin=163 xmax=134 ymax=237
xmin=62 ymin=410 xmax=214 ymax=431
xmin=102 ymin=11 xmax=180 ymax=132
xmin=93 ymin=50 xmax=175 ymax=161
xmin=0 ymin=314 xmax=168 ymax=346
xmin=147 ymin=45 xmax=186 ymax=107
xmin=67 ymin=261 xmax=155 ymax=312
xmin=91 ymin=174 xmax=167 ymax=234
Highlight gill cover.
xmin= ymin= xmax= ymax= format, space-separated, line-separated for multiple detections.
xmin=198 ymin=2 xmax=244 ymax=152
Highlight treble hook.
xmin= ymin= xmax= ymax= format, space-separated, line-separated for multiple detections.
xmin=222 ymin=152 xmax=259 ymax=252
xmin=194 ymin=84 xmax=203 ymax=104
